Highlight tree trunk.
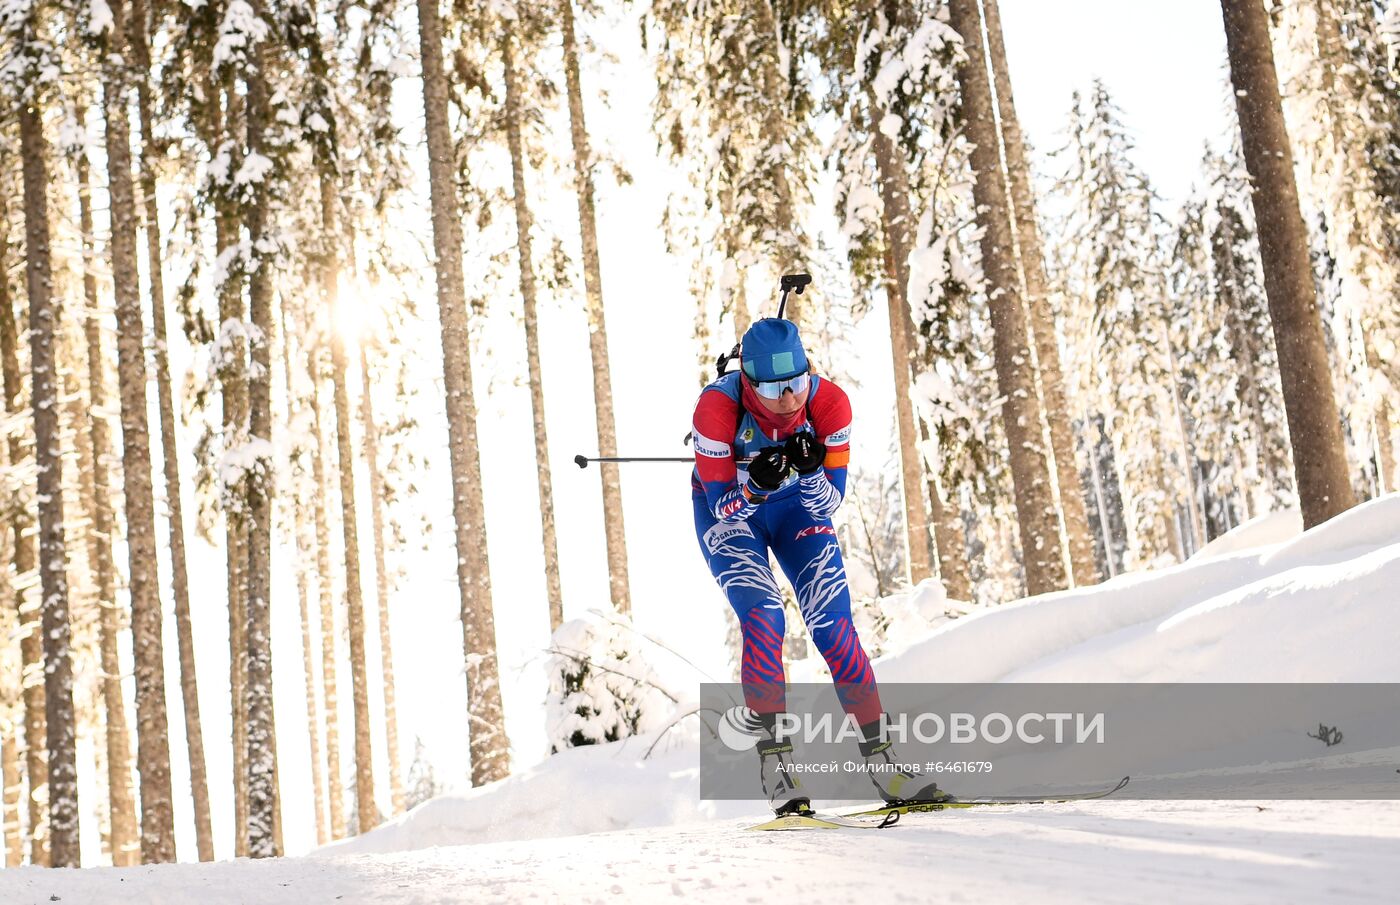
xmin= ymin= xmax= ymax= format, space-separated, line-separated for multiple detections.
xmin=560 ymin=0 xmax=632 ymax=619
xmin=75 ymin=147 xmax=140 ymax=867
xmin=2 ymin=712 xmax=19 ymax=866
xmin=20 ymin=83 xmax=81 ymax=871
xmin=131 ymin=0 xmax=215 ymax=860
xmin=416 ymin=0 xmax=511 ymax=785
xmin=948 ymin=0 xmax=1068 ymax=596
xmin=1 ymin=177 xmax=48 ymax=869
xmin=243 ymin=12 xmax=278 ymax=855
xmin=502 ymin=30 xmax=567 ymax=631
xmin=103 ymin=0 xmax=177 ymax=862
xmin=358 ymin=345 xmax=403 ymax=815
xmin=209 ymin=72 xmax=251 ymax=855
xmin=870 ymin=116 xmax=935 ymax=586
xmin=1219 ymin=0 xmax=1356 ymax=528
xmin=319 ymin=171 xmax=378 ymax=836
xmin=980 ymin=0 xmax=1099 ymax=586
xmin=920 ymin=421 xmax=974 ymax=601
xmin=310 ymin=369 xmax=345 ymax=837
xmin=282 ymin=301 xmax=329 ymax=843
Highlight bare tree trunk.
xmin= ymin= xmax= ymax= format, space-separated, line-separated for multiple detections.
xmin=1 ymin=179 xmax=48 ymax=869
xmin=501 ymin=30 xmax=566 ymax=631
xmin=130 ymin=0 xmax=214 ymax=861
xmin=103 ymin=0 xmax=177 ymax=862
xmin=74 ymin=147 xmax=140 ymax=867
xmin=980 ymin=0 xmax=1099 ymax=586
xmin=870 ymin=116 xmax=935 ymax=586
xmin=282 ymin=302 xmax=328 ymax=843
xmin=20 ymin=83 xmax=80 ymax=871
xmin=948 ymin=0 xmax=1067 ymax=596
xmin=242 ymin=14 xmax=278 ymax=855
xmin=560 ymin=0 xmax=632 ymax=619
xmin=310 ymin=371 xmax=345 ymax=837
xmin=920 ymin=421 xmax=974 ymax=601
xmin=2 ymin=713 xmax=19 ymax=866
xmin=416 ymin=0 xmax=511 ymax=784
xmin=358 ymin=346 xmax=403 ymax=816
xmin=318 ymin=174 xmax=378 ymax=835
xmin=1219 ymin=0 xmax=1356 ymax=528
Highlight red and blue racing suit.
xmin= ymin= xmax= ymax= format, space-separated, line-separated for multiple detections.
xmin=691 ymin=371 xmax=882 ymax=726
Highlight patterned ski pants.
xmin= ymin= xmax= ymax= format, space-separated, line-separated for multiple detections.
xmin=693 ymin=490 xmax=882 ymax=726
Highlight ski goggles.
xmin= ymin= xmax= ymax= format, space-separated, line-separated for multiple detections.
xmin=751 ymin=372 xmax=811 ymax=399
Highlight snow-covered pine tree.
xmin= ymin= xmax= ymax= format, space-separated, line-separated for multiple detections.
xmin=90 ymin=0 xmax=180 ymax=862
xmin=1165 ymin=180 xmax=1255 ymax=540
xmin=1053 ymin=83 xmax=1187 ymax=568
xmin=1203 ymin=148 xmax=1296 ymax=515
xmin=128 ymin=0 xmax=216 ymax=859
xmin=545 ymin=611 xmax=674 ymax=752
xmin=0 ymin=174 xmax=48 ymax=867
xmin=294 ymin=0 xmax=381 ymax=840
xmin=981 ymin=0 xmax=1100 ymax=586
xmin=405 ymin=737 xmax=442 ymax=811
xmin=820 ymin=0 xmax=990 ymax=598
xmin=1220 ymin=0 xmax=1356 ymax=528
xmin=1 ymin=0 xmax=81 ymax=866
xmin=648 ymin=0 xmax=820 ymax=333
xmin=1273 ymin=0 xmax=1400 ymax=494
xmin=65 ymin=117 xmax=139 ymax=866
xmin=947 ymin=0 xmax=1067 ymax=593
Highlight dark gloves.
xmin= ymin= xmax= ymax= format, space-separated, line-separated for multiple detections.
xmin=747 ymin=446 xmax=790 ymax=491
xmin=785 ymin=431 xmax=826 ymax=476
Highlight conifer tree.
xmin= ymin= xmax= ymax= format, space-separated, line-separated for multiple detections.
xmin=4 ymin=0 xmax=81 ymax=865
xmin=129 ymin=0 xmax=216 ymax=859
xmin=98 ymin=0 xmax=178 ymax=862
xmin=1220 ymin=0 xmax=1356 ymax=528
xmin=559 ymin=0 xmax=632 ymax=619
xmin=415 ymin=0 xmax=511 ymax=785
xmin=948 ymin=0 xmax=1067 ymax=595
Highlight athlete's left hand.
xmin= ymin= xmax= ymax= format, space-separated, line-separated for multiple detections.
xmin=785 ymin=431 xmax=825 ymax=475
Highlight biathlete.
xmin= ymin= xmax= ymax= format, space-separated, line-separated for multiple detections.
xmin=690 ymin=316 xmax=944 ymax=815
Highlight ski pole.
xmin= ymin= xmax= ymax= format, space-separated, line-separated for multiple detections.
xmin=574 ymin=454 xmax=692 ymax=469
xmin=775 ymin=272 xmax=812 ymax=320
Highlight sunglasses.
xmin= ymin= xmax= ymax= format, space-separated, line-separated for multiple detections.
xmin=752 ymin=372 xmax=810 ymax=399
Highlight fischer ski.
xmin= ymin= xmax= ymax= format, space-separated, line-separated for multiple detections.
xmin=744 ymin=776 xmax=1130 ymax=831
xmin=844 ymin=775 xmax=1132 ymax=819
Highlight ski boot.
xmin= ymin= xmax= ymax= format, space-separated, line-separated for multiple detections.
xmin=858 ymin=719 xmax=953 ymax=805
xmin=756 ymin=735 xmax=812 ymax=816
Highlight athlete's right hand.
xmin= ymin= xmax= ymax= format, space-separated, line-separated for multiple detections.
xmin=746 ymin=446 xmax=790 ymax=491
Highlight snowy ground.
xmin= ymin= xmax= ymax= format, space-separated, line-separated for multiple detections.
xmin=4 ymin=799 xmax=1399 ymax=903
xmin=5 ymin=495 xmax=1398 ymax=902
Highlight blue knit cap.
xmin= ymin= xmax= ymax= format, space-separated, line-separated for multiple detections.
xmin=740 ymin=318 xmax=808 ymax=382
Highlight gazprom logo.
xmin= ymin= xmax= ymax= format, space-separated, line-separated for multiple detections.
xmin=825 ymin=426 xmax=851 ymax=445
xmin=694 ymin=433 xmax=731 ymax=458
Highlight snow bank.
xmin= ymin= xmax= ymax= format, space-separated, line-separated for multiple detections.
xmin=326 ymin=492 xmax=1400 ymax=855
xmin=319 ymin=725 xmax=752 ymax=856
xmin=1191 ymin=507 xmax=1302 ymax=560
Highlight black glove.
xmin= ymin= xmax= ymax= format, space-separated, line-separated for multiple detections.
xmin=785 ymin=431 xmax=826 ymax=476
xmin=747 ymin=446 xmax=790 ymax=491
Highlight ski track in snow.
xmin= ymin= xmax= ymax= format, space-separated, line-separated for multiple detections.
xmin=3 ymin=800 xmax=1399 ymax=904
